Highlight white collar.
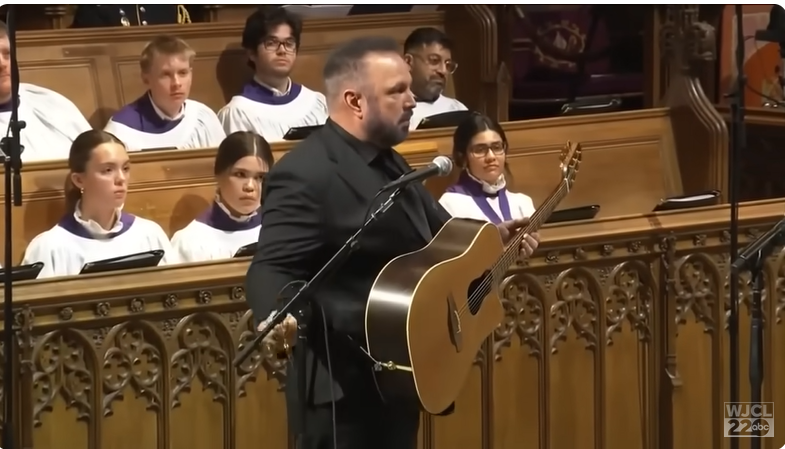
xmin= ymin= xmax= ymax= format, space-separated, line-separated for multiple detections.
xmin=254 ymin=76 xmax=292 ymax=97
xmin=73 ymin=201 xmax=125 ymax=239
xmin=148 ymin=93 xmax=185 ymax=121
xmin=467 ymin=171 xmax=506 ymax=195
xmin=216 ymin=196 xmax=258 ymax=223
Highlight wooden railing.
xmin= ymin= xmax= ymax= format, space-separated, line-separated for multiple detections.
xmin=1 ymin=199 xmax=784 ymax=449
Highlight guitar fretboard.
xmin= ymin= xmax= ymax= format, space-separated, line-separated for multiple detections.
xmin=489 ymin=180 xmax=570 ymax=282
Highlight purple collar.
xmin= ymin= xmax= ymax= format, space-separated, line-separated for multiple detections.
xmin=109 ymin=93 xmax=184 ymax=134
xmin=239 ymin=79 xmax=303 ymax=106
xmin=445 ymin=171 xmax=512 ymax=225
xmin=195 ymin=201 xmax=262 ymax=232
xmin=57 ymin=212 xmax=136 ymax=240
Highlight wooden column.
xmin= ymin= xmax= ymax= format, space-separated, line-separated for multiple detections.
xmin=660 ymin=5 xmax=729 ymax=200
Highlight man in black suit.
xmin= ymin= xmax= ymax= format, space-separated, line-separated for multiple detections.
xmin=245 ymin=36 xmax=540 ymax=449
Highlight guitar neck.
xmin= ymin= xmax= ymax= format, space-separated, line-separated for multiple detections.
xmin=490 ymin=181 xmax=570 ymax=280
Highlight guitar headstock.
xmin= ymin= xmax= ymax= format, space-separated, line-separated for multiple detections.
xmin=559 ymin=141 xmax=582 ymax=190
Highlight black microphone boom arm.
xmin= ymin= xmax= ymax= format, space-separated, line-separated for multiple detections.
xmin=731 ymin=217 xmax=785 ymax=275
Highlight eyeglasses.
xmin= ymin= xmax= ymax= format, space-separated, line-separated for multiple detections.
xmin=469 ymin=142 xmax=506 ymax=157
xmin=413 ymin=53 xmax=458 ymax=74
xmin=262 ymin=38 xmax=297 ymax=53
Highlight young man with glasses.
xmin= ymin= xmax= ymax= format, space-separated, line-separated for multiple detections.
xmin=403 ymin=27 xmax=468 ymax=130
xmin=218 ymin=7 xmax=328 ymax=142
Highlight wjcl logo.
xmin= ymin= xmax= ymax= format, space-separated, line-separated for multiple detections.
xmin=724 ymin=402 xmax=774 ymax=438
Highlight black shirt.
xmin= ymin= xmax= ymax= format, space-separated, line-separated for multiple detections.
xmin=325 ymin=119 xmax=433 ymax=241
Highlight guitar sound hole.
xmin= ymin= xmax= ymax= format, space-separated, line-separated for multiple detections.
xmin=466 ymin=271 xmax=492 ymax=315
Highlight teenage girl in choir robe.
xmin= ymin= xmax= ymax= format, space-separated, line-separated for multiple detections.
xmin=217 ymin=7 xmax=328 ymax=142
xmin=169 ymin=131 xmax=273 ymax=264
xmin=22 ymin=130 xmax=172 ymax=279
xmin=439 ymin=113 xmax=536 ymax=222
xmin=104 ymin=35 xmax=225 ymax=151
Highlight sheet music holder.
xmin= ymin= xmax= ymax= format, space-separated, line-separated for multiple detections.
xmin=416 ymin=110 xmax=474 ymax=130
xmin=234 ymin=243 xmax=256 ymax=258
xmin=79 ymin=250 xmax=165 ymax=275
xmin=0 ymin=262 xmax=44 ymax=283
xmin=560 ymin=97 xmax=622 ymax=116
xmin=652 ymin=190 xmax=721 ymax=212
xmin=545 ymin=205 xmax=600 ymax=224
xmin=283 ymin=125 xmax=323 ymax=141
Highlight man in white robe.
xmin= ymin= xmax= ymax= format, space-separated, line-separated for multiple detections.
xmin=218 ymin=7 xmax=328 ymax=142
xmin=403 ymin=27 xmax=468 ymax=130
xmin=104 ymin=35 xmax=225 ymax=151
xmin=0 ymin=22 xmax=91 ymax=162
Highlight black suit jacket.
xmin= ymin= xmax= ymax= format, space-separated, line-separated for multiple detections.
xmin=245 ymin=122 xmax=451 ymax=419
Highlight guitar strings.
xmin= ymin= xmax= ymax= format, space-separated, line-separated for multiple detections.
xmin=456 ymin=179 xmax=569 ymax=317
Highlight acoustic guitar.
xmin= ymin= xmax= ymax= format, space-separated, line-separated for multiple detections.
xmin=364 ymin=141 xmax=582 ymax=414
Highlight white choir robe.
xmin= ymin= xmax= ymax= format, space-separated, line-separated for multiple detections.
xmin=104 ymin=93 xmax=226 ymax=151
xmin=169 ymin=201 xmax=261 ymax=264
xmin=22 ymin=211 xmax=172 ymax=279
xmin=0 ymin=83 xmax=92 ymax=162
xmin=217 ymin=80 xmax=328 ymax=143
xmin=439 ymin=172 xmax=535 ymax=223
xmin=409 ymin=95 xmax=468 ymax=130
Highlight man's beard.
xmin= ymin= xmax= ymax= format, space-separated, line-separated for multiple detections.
xmin=413 ymin=78 xmax=444 ymax=102
xmin=364 ymin=99 xmax=410 ymax=148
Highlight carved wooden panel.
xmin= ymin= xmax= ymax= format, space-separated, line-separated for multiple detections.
xmin=1 ymin=200 xmax=785 ymax=449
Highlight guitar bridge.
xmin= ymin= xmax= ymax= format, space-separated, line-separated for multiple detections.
xmin=446 ymin=292 xmax=463 ymax=352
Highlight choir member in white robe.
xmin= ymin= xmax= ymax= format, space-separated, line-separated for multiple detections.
xmin=104 ymin=35 xmax=225 ymax=151
xmin=22 ymin=130 xmax=172 ymax=279
xmin=170 ymin=131 xmax=272 ymax=263
xmin=217 ymin=7 xmax=328 ymax=142
xmin=439 ymin=113 xmax=536 ymax=222
xmin=0 ymin=24 xmax=91 ymax=161
xmin=403 ymin=27 xmax=468 ymax=130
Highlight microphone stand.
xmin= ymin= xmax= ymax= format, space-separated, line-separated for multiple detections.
xmin=725 ymin=5 xmax=745 ymax=448
xmin=1 ymin=6 xmax=24 ymax=449
xmin=233 ymin=186 xmax=405 ymax=443
xmin=730 ymin=219 xmax=785 ymax=447
xmin=0 ymin=6 xmax=25 ymax=449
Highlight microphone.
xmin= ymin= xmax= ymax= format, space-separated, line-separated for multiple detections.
xmin=381 ymin=155 xmax=453 ymax=192
xmin=730 ymin=215 xmax=785 ymax=274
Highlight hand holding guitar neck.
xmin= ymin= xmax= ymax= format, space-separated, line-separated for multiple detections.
xmin=497 ymin=218 xmax=541 ymax=258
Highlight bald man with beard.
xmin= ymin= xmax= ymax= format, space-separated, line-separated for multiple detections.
xmin=245 ymin=35 xmax=539 ymax=449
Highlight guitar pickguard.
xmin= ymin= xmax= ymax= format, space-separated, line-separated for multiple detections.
xmin=446 ymin=292 xmax=462 ymax=352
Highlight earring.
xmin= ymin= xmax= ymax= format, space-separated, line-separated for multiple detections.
xmin=80 ymin=188 xmax=84 ymax=194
